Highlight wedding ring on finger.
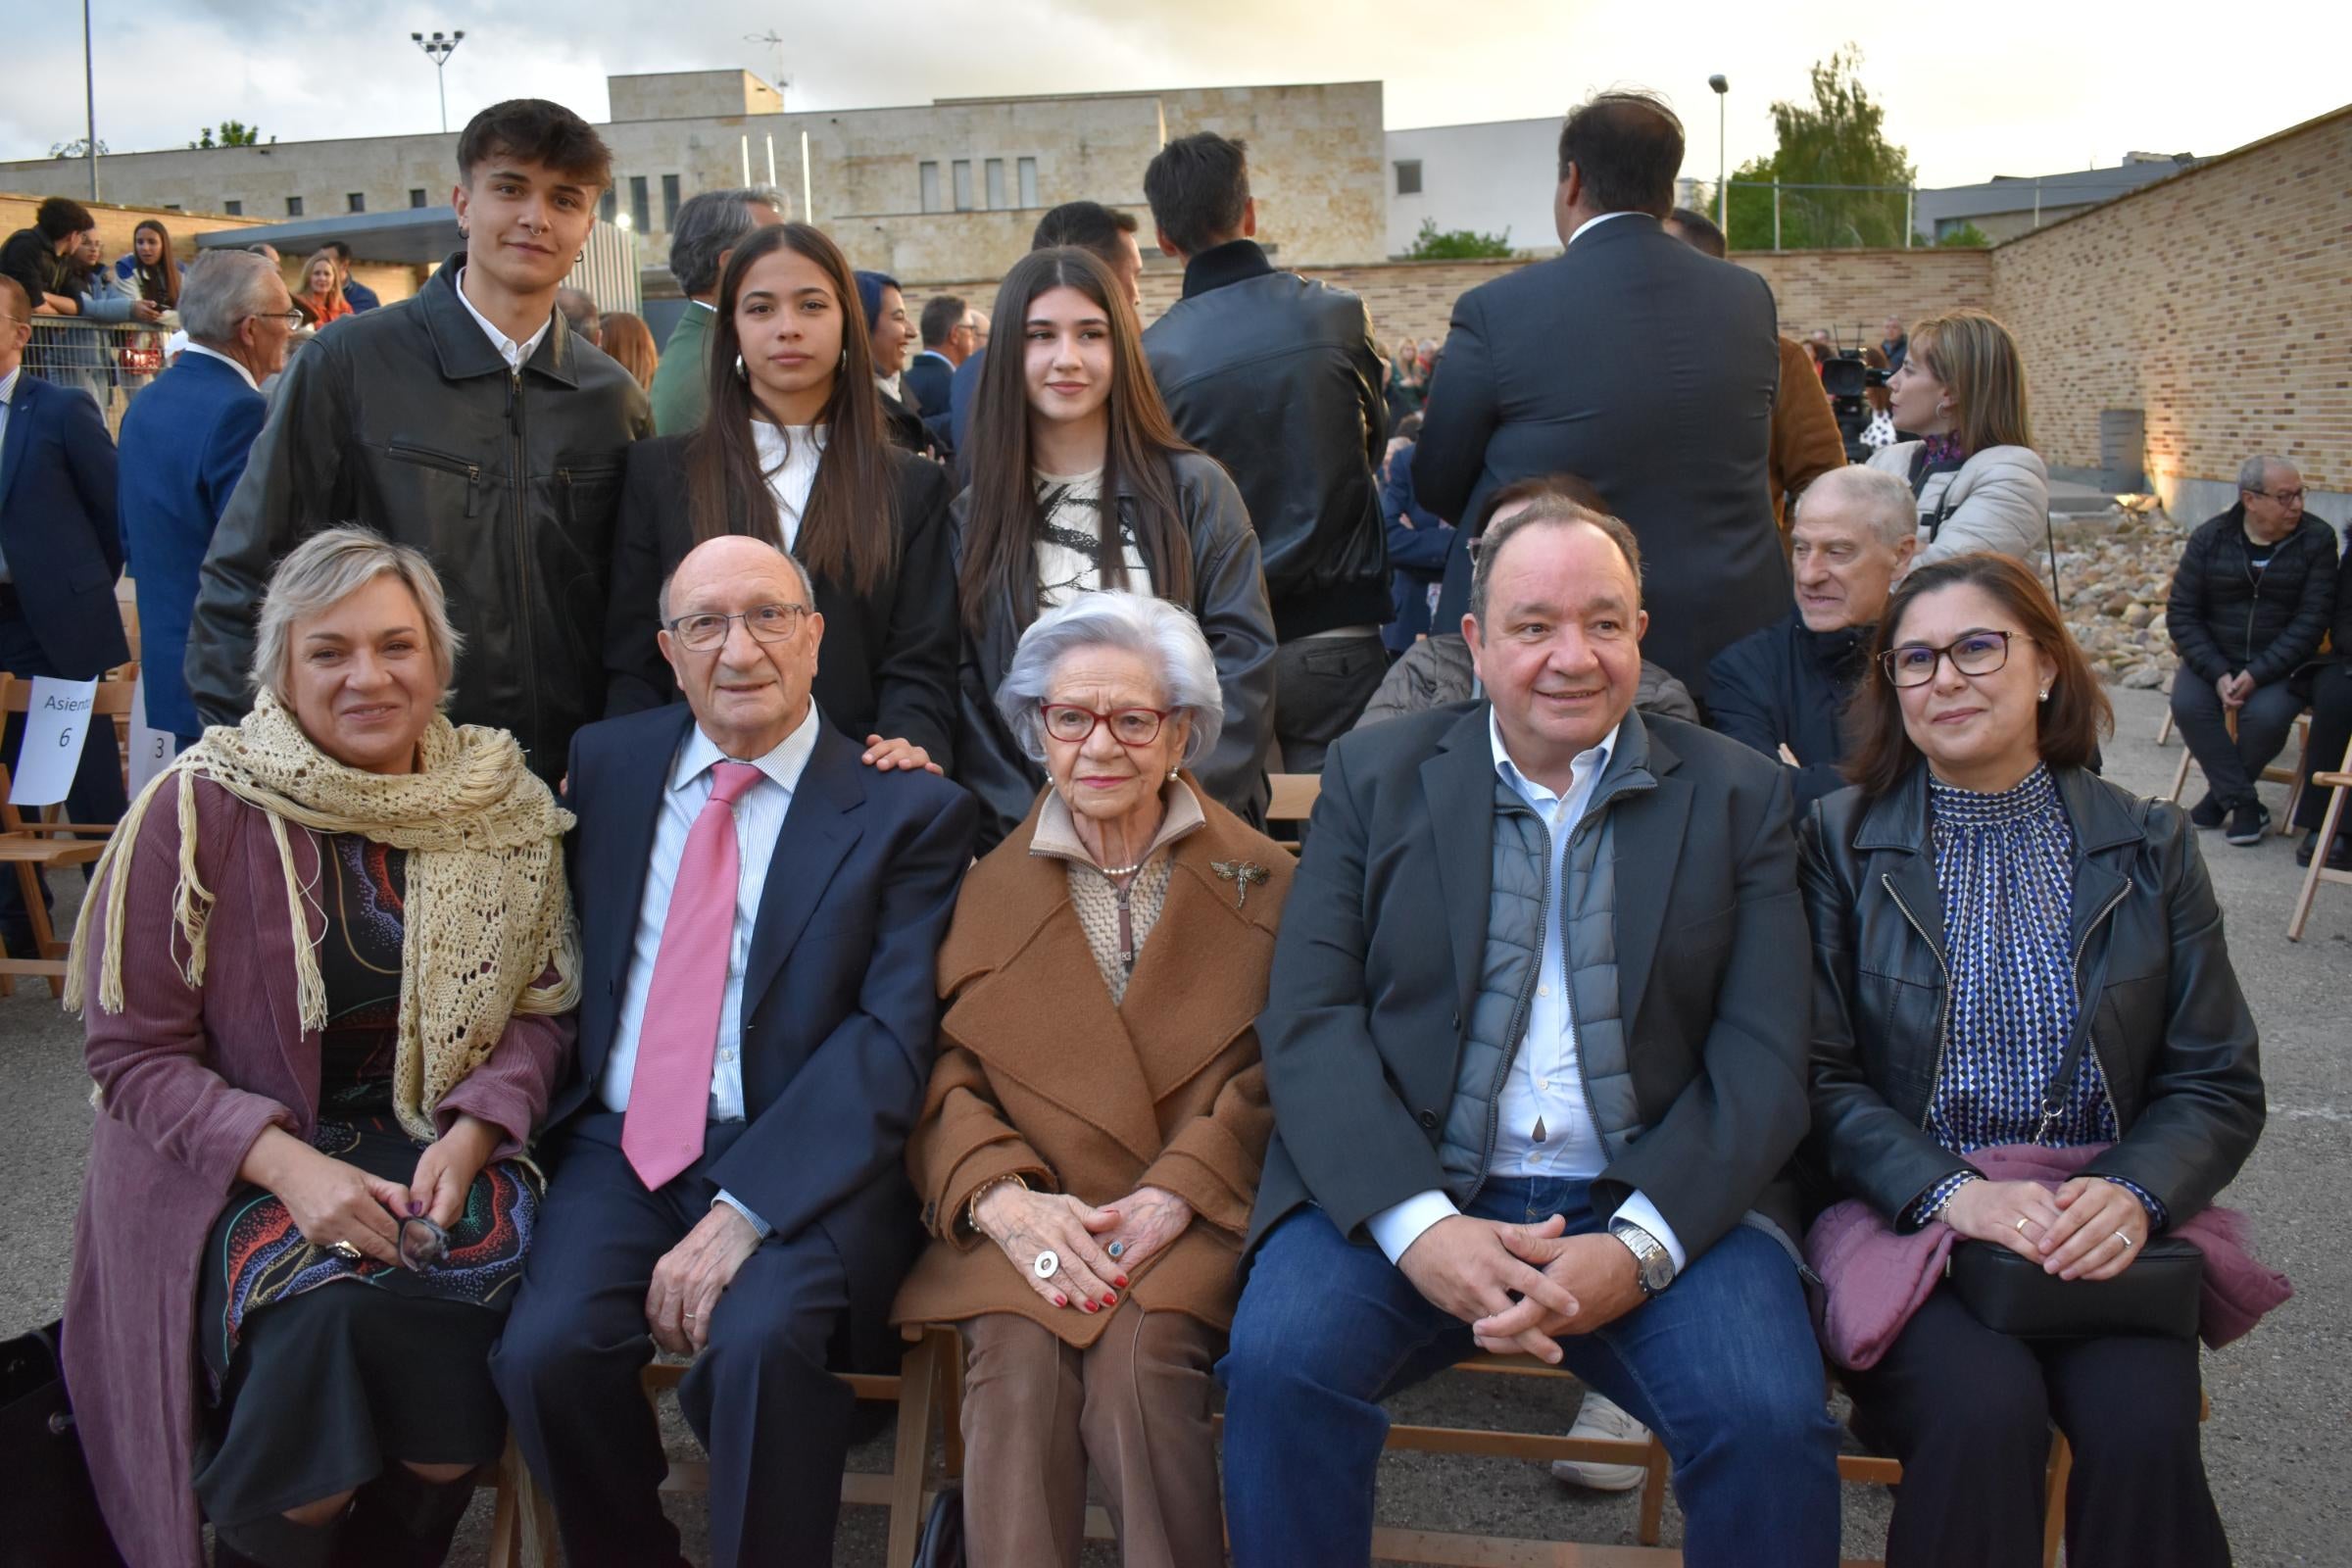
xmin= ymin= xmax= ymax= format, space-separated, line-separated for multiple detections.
xmin=1033 ymin=1249 xmax=1060 ymax=1281
xmin=2113 ymin=1231 xmax=2133 ymax=1249
xmin=2013 ymin=1216 xmax=2031 ymax=1235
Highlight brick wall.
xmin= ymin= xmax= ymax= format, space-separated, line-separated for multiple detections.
xmin=1990 ymin=104 xmax=2352 ymax=494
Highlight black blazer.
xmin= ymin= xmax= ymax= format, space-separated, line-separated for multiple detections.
xmin=1246 ymin=702 xmax=1813 ymax=1265
xmin=557 ymin=706 xmax=977 ymax=1338
xmin=1798 ymin=764 xmax=2265 ymax=1227
xmin=1704 ymin=607 xmax=1872 ymax=811
xmin=604 ymin=434 xmax=959 ymax=770
xmin=0 ymin=370 xmax=129 ymax=678
xmin=1415 ymin=215 xmax=1786 ymax=695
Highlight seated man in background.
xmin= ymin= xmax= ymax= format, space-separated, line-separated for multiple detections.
xmin=2167 ymin=454 xmax=2339 ymax=846
xmin=1707 ymin=466 xmax=1919 ymax=810
xmin=1221 ymin=497 xmax=1838 ymax=1568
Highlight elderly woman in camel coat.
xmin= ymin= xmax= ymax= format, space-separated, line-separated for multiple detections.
xmin=893 ymin=590 xmax=1292 ymax=1568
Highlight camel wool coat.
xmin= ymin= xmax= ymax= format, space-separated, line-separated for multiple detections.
xmin=893 ymin=780 xmax=1292 ymax=1347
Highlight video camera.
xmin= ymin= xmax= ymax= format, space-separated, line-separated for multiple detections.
xmin=1818 ymin=338 xmax=1891 ymax=462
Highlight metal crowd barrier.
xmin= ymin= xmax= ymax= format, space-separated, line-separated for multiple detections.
xmin=23 ymin=318 xmax=177 ymax=438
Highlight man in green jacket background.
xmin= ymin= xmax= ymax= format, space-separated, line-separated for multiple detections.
xmin=647 ymin=186 xmax=783 ymax=435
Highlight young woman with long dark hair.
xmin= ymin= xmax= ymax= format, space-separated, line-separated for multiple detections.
xmin=605 ymin=221 xmax=957 ymax=771
xmin=952 ymin=245 xmax=1275 ymax=851
xmin=114 ymin=219 xmax=182 ymax=310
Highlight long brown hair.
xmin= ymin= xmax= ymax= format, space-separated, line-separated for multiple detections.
xmin=130 ymin=220 xmax=179 ymax=309
xmin=1909 ymin=309 xmax=2032 ymax=453
xmin=686 ymin=222 xmax=898 ymax=597
xmin=957 ymin=246 xmax=1196 ymax=637
xmin=1843 ymin=552 xmax=2111 ymax=799
xmin=599 ymin=309 xmax=658 ymax=390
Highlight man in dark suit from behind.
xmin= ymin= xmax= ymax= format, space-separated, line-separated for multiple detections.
xmin=903 ymin=292 xmax=967 ymax=417
xmin=1143 ymin=132 xmax=1392 ymax=770
xmin=493 ymin=535 xmax=975 ymax=1568
xmin=1218 ymin=498 xmax=1838 ymax=1567
xmin=0 ymin=274 xmax=129 ymax=955
xmin=1417 ymin=92 xmax=1786 ymax=698
xmin=117 ymin=250 xmax=293 ymax=751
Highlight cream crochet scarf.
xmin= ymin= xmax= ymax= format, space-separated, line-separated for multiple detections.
xmin=69 ymin=691 xmax=580 ymax=1140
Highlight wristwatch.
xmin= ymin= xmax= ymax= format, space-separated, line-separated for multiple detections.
xmin=1608 ymin=1219 xmax=1676 ymax=1298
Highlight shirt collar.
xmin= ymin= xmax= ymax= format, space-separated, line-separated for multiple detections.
xmin=1569 ymin=211 xmax=1641 ymax=246
xmin=1179 ymin=237 xmax=1276 ymax=301
xmin=1488 ymin=707 xmax=1620 ymax=805
xmin=180 ymin=342 xmax=259 ymax=391
xmin=1030 ymin=776 xmax=1207 ymax=869
xmin=0 ymin=366 xmax=19 ymax=408
xmin=452 ymin=266 xmax=554 ymax=370
xmin=671 ymin=701 xmax=824 ymax=798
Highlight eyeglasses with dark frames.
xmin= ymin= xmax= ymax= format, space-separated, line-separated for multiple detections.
xmin=664 ymin=602 xmax=811 ymax=652
xmin=397 ymin=1214 xmax=451 ymax=1272
xmin=1039 ymin=703 xmax=1174 ymax=748
xmin=1880 ymin=629 xmax=2034 ymax=688
xmin=2246 ymin=486 xmax=2306 ymax=506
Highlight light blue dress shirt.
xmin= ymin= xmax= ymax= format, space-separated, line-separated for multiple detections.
xmin=600 ymin=704 xmax=822 ymax=1234
xmin=1365 ymin=710 xmax=1688 ymax=1274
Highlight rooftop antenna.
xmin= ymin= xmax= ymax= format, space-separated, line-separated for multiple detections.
xmin=745 ymin=30 xmax=791 ymax=109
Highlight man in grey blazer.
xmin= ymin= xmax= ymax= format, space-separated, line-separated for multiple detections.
xmin=1415 ymin=91 xmax=1786 ymax=698
xmin=1217 ymin=497 xmax=1838 ymax=1567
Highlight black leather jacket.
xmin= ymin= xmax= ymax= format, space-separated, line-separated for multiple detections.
xmin=185 ymin=255 xmax=652 ymax=778
xmin=951 ymin=450 xmax=1277 ymax=853
xmin=1798 ymin=764 xmax=2264 ymax=1227
xmin=1142 ymin=241 xmax=1390 ymax=640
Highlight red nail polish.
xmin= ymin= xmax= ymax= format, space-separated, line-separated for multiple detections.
xmin=1085 ymin=1299 xmax=1100 ymax=1313
xmin=1102 ymin=1292 xmax=1118 ymax=1305
xmin=1054 ymin=1294 xmax=1068 ymax=1308
xmin=1114 ymin=1276 xmax=1128 ymax=1289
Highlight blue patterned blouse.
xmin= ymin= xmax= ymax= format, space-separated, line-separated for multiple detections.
xmin=1909 ymin=765 xmax=2163 ymax=1226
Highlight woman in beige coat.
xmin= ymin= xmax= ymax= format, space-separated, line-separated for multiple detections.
xmin=894 ymin=590 xmax=1292 ymax=1568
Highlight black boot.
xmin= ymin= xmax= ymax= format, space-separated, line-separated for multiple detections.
xmin=334 ymin=1465 xmax=478 ymax=1568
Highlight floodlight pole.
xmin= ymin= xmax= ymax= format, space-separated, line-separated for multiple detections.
xmin=413 ymin=30 xmax=466 ymax=134
xmin=83 ymin=0 xmax=99 ymax=199
xmin=1708 ymin=74 xmax=1729 ymax=233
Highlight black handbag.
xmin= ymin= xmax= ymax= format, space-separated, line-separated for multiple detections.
xmin=0 ymin=1321 xmax=123 ymax=1567
xmin=1943 ymin=1007 xmax=2203 ymax=1342
xmin=910 ymin=1480 xmax=965 ymax=1568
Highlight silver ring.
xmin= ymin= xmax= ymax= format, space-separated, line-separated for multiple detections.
xmin=1106 ymin=1240 xmax=1126 ymax=1260
xmin=2113 ymin=1232 xmax=2132 ymax=1249
xmin=329 ymin=1240 xmax=363 ymax=1262
xmin=1033 ymin=1250 xmax=1060 ymax=1281
xmin=684 ymin=1312 xmax=698 ymax=1319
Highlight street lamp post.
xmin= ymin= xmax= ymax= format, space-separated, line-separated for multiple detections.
xmin=412 ymin=30 xmax=466 ymax=134
xmin=1708 ymin=74 xmax=1729 ymax=234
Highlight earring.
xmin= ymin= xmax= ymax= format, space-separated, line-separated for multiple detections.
xmin=734 ymin=353 xmax=748 ymax=381
xmin=1168 ymin=766 xmax=1180 ymax=782
xmin=839 ymin=349 xmax=849 ymax=371
xmin=2038 ymin=686 xmax=2053 ymax=703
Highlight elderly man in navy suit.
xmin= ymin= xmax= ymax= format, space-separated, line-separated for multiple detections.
xmin=493 ymin=533 xmax=976 ymax=1568
xmin=116 ymin=250 xmax=293 ymax=749
xmin=0 ymin=274 xmax=128 ymax=956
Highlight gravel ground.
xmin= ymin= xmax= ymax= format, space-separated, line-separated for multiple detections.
xmin=2 ymin=684 xmax=2342 ymax=1566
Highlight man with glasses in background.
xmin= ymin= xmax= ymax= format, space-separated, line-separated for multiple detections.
xmin=2166 ymin=454 xmax=2339 ymax=846
xmin=494 ymin=533 xmax=974 ymax=1568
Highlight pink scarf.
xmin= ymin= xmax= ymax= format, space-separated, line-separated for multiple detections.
xmin=1804 ymin=1142 xmax=2291 ymax=1370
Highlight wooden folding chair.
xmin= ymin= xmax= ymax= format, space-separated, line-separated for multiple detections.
xmin=2288 ymin=732 xmax=2352 ymax=940
xmin=1267 ymin=771 xmax=1322 ymax=826
xmin=0 ymin=674 xmax=137 ymax=998
xmin=2166 ymin=707 xmax=2308 ymax=835
xmin=485 ymin=1323 xmax=961 ymax=1568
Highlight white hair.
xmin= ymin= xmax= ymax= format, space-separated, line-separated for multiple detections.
xmin=2237 ymin=454 xmax=2294 ymax=494
xmin=995 ymin=591 xmax=1223 ymax=768
xmin=179 ymin=250 xmax=279 ymax=346
xmin=251 ymin=527 xmax=462 ymax=706
xmin=1793 ymin=466 xmax=1919 ymax=549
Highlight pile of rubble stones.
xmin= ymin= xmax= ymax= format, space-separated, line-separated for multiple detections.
xmin=2032 ymin=507 xmax=2184 ymax=692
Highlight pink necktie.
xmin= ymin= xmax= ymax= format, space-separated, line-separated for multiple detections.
xmin=621 ymin=760 xmax=764 ymax=1189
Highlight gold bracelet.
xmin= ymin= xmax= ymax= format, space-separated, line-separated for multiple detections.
xmin=965 ymin=1172 xmax=1030 ymax=1235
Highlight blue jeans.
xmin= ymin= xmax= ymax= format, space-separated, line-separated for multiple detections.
xmin=1218 ymin=1177 xmax=1839 ymax=1567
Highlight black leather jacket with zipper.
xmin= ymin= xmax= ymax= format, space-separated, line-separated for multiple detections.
xmin=184 ymin=254 xmax=652 ymax=779
xmin=1797 ymin=764 xmax=2264 ymax=1227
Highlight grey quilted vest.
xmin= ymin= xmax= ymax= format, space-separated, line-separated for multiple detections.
xmin=1435 ymin=736 xmax=1658 ymax=1200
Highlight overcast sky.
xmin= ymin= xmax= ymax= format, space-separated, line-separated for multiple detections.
xmin=6 ymin=1 xmax=2347 ymax=189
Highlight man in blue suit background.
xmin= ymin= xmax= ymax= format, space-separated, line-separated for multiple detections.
xmin=493 ymin=533 xmax=976 ymax=1568
xmin=0 ymin=275 xmax=128 ymax=956
xmin=117 ymin=250 xmax=294 ymax=749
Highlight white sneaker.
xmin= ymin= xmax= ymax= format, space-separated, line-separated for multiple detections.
xmin=1549 ymin=1391 xmax=1650 ymax=1492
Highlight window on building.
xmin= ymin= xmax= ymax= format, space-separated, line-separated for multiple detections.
xmin=952 ymin=160 xmax=973 ymax=212
xmin=286 ymin=195 xmax=304 ymax=218
xmin=411 ymin=188 xmax=428 ymax=209
xmin=347 ymin=192 xmax=367 ymax=214
xmin=1017 ymin=157 xmax=1039 ymax=208
xmin=919 ymin=162 xmax=941 ymax=214
xmin=164 ymin=203 xmax=182 ymax=212
xmin=629 ymin=175 xmax=651 ymax=233
xmin=985 ymin=158 xmax=1005 ymax=210
xmin=1395 ymin=160 xmax=1423 ymax=196
xmin=223 ymin=200 xmax=242 ymax=216
xmin=662 ymin=173 xmax=682 ymax=228
xmin=599 ymin=188 xmax=616 ymax=222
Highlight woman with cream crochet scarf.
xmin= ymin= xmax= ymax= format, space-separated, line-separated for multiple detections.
xmin=62 ymin=527 xmax=579 ymax=1568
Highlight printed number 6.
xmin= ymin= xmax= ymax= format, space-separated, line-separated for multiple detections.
xmin=58 ymin=726 xmax=75 ymax=748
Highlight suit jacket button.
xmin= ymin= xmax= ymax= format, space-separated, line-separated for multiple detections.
xmin=1418 ymin=1109 xmax=1439 ymax=1131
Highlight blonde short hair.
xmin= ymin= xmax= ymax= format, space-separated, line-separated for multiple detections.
xmin=1909 ymin=309 xmax=2033 ymax=453
xmin=250 ymin=527 xmax=463 ymax=706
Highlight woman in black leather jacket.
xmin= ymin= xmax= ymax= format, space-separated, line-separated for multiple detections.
xmin=951 ymin=246 xmax=1275 ymax=852
xmin=1799 ymin=552 xmax=2264 ymax=1568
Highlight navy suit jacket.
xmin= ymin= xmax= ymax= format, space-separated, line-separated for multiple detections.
xmin=0 ymin=370 xmax=128 ymax=678
xmin=557 ymin=705 xmax=978 ymax=1330
xmin=116 ymin=353 xmax=267 ymax=737
xmin=903 ymin=351 xmax=954 ymax=417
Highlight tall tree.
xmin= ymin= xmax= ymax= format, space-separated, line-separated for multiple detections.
xmin=1726 ymin=47 xmax=1915 ymax=252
